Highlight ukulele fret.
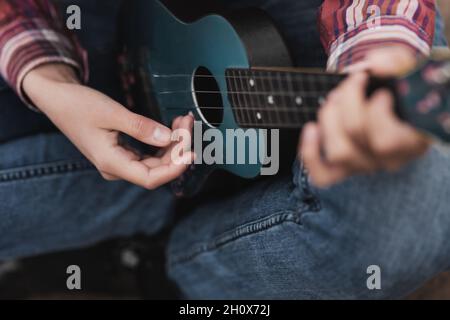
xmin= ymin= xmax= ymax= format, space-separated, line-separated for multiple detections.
xmin=226 ymin=68 xmax=345 ymax=128
xmin=286 ymin=72 xmax=302 ymax=125
xmin=226 ymin=69 xmax=241 ymax=125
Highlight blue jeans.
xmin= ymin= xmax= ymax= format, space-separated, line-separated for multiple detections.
xmin=1 ymin=0 xmax=449 ymax=299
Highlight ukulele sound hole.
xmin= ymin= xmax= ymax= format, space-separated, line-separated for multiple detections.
xmin=192 ymin=67 xmax=224 ymax=128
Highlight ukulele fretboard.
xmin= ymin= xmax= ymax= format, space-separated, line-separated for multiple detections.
xmin=225 ymin=68 xmax=345 ymax=129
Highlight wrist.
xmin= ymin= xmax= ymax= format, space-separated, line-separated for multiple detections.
xmin=22 ymin=63 xmax=81 ymax=113
xmin=23 ymin=62 xmax=80 ymax=86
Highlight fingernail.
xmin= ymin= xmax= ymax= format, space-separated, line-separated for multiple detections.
xmin=153 ymin=127 xmax=171 ymax=143
xmin=171 ymin=130 xmax=180 ymax=142
xmin=188 ymin=111 xmax=194 ymax=118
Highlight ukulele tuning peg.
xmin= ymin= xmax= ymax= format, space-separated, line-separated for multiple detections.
xmin=396 ymin=59 xmax=450 ymax=143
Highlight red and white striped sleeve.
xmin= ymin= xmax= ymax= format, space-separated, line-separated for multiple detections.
xmin=319 ymin=0 xmax=436 ymax=71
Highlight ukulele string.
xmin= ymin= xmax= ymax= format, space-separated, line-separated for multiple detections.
xmin=152 ymin=73 xmax=344 ymax=81
xmin=162 ymin=105 xmax=318 ymax=126
xmin=148 ymin=73 xmax=335 ymax=126
xmin=151 ymin=73 xmax=340 ymax=96
xmin=189 ymin=121 xmax=311 ymax=128
xmin=155 ymin=90 xmax=330 ymax=96
xmin=164 ymin=106 xmax=320 ymax=112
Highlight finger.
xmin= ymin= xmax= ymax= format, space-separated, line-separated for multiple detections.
xmin=300 ymin=123 xmax=349 ymax=187
xmin=172 ymin=116 xmax=183 ymax=129
xmin=172 ymin=113 xmax=194 ymax=131
xmin=104 ymin=146 xmax=195 ymax=190
xmin=326 ymin=72 xmax=368 ymax=113
xmin=141 ymin=152 xmax=195 ymax=188
xmin=318 ymin=101 xmax=377 ymax=172
xmin=339 ymin=72 xmax=369 ymax=100
xmin=164 ymin=114 xmax=194 ymax=163
xmin=141 ymin=156 xmax=163 ymax=168
xmin=342 ymin=61 xmax=371 ymax=74
xmin=177 ymin=114 xmax=194 ymax=148
xmin=111 ymin=108 xmax=172 ymax=147
xmin=359 ymin=46 xmax=417 ymax=77
xmin=143 ymin=114 xmax=195 ymax=167
xmin=96 ymin=135 xmax=141 ymax=179
xmin=334 ymin=73 xmax=370 ymax=144
xmin=171 ymin=114 xmax=193 ymax=143
xmin=100 ymin=172 xmax=120 ymax=181
xmin=366 ymin=90 xmax=430 ymax=170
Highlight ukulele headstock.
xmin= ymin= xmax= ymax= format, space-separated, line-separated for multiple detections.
xmin=395 ymin=59 xmax=450 ymax=143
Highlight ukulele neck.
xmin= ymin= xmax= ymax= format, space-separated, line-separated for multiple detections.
xmin=225 ymin=67 xmax=347 ymax=129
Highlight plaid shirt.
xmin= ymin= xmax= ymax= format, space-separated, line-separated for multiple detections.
xmin=320 ymin=0 xmax=436 ymax=70
xmin=0 ymin=0 xmax=87 ymax=109
xmin=0 ymin=0 xmax=436 ymax=110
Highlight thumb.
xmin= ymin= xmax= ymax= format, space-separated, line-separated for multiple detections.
xmin=113 ymin=108 xmax=172 ymax=147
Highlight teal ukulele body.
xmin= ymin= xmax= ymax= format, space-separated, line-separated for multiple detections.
xmin=122 ymin=0 xmax=293 ymax=196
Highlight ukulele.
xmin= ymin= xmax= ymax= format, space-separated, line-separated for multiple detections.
xmin=120 ymin=0 xmax=450 ymax=197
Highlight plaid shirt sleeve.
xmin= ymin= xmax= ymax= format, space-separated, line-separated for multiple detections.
xmin=0 ymin=0 xmax=88 ymax=110
xmin=319 ymin=0 xmax=436 ymax=71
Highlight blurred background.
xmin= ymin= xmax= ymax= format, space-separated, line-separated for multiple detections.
xmin=438 ymin=0 xmax=450 ymax=41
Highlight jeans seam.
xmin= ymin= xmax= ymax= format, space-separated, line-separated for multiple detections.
xmin=297 ymin=160 xmax=322 ymax=212
xmin=0 ymin=159 xmax=94 ymax=183
xmin=169 ymin=206 xmax=311 ymax=267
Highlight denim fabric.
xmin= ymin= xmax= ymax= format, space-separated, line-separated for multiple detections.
xmin=0 ymin=134 xmax=177 ymax=258
xmin=168 ymin=148 xmax=450 ymax=299
xmin=0 ymin=0 xmax=449 ymax=299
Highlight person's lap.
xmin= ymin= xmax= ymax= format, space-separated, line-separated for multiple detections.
xmin=0 ymin=0 xmax=449 ymax=299
xmin=0 ymin=133 xmax=176 ymax=259
xmin=168 ymin=146 xmax=450 ymax=299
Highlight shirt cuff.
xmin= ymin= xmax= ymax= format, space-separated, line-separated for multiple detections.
xmin=0 ymin=23 xmax=88 ymax=111
xmin=326 ymin=16 xmax=434 ymax=72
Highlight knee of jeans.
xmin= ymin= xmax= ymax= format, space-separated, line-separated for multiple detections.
xmin=167 ymin=221 xmax=416 ymax=299
xmin=170 ymin=201 xmax=448 ymax=299
xmin=279 ymin=216 xmax=447 ymax=299
xmin=311 ymin=210 xmax=449 ymax=298
xmin=171 ymin=150 xmax=450 ymax=298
